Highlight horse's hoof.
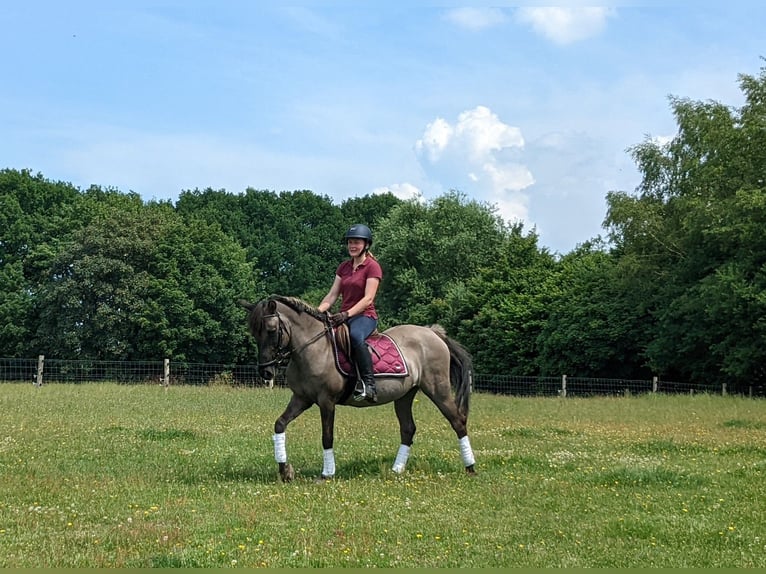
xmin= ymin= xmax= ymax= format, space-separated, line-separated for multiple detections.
xmin=280 ymin=463 xmax=295 ymax=483
xmin=465 ymin=465 xmax=477 ymax=476
xmin=315 ymin=474 xmax=334 ymax=483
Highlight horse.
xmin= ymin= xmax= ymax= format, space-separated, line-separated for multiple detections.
xmin=239 ymin=295 xmax=477 ymax=482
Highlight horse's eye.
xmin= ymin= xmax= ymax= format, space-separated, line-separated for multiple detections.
xmin=265 ymin=318 xmax=279 ymax=335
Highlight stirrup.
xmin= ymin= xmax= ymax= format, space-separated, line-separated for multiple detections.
xmin=353 ymin=380 xmax=375 ymax=402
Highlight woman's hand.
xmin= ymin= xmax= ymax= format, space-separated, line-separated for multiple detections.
xmin=328 ymin=311 xmax=348 ymax=327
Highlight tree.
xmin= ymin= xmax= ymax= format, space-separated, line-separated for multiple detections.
xmin=181 ymin=188 xmax=347 ymax=299
xmin=32 ymin=194 xmax=257 ymax=362
xmin=374 ymin=190 xmax=509 ymax=326
xmin=439 ymin=225 xmax=559 ymax=374
xmin=340 ymin=192 xmax=403 ymax=231
xmin=0 ymin=169 xmax=87 ymax=356
xmin=604 ymin=63 xmax=766 ymax=390
xmin=537 ymin=241 xmax=651 ymax=378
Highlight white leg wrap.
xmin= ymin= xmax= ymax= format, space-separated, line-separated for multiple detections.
xmin=391 ymin=444 xmax=411 ymax=474
xmin=459 ymin=435 xmax=475 ymax=467
xmin=273 ymin=432 xmax=287 ymax=463
xmin=322 ymin=448 xmax=336 ymax=477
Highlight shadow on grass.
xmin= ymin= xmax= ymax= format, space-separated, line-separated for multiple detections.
xmin=173 ymin=455 xmax=279 ymax=485
xmin=723 ymin=418 xmax=766 ymax=430
xmin=168 ymin=453 xmax=394 ymax=484
xmin=175 ymin=451 xmax=477 ymax=485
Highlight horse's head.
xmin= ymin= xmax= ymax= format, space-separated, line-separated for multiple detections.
xmin=239 ymin=298 xmax=289 ymax=382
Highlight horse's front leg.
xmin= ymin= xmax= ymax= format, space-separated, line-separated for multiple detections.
xmin=318 ymin=402 xmax=337 ymax=480
xmin=392 ymin=388 xmax=418 ymax=473
xmin=273 ymin=393 xmax=312 ymax=482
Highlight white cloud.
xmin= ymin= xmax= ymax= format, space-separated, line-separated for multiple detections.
xmin=454 ymin=106 xmax=525 ymax=163
xmin=372 ymin=182 xmax=424 ymax=202
xmin=415 ymin=106 xmax=534 ymax=224
xmin=515 ymin=7 xmax=614 ymax=45
xmin=444 ymin=8 xmax=507 ymax=31
xmin=414 ymin=117 xmax=453 ymax=163
xmin=494 ymin=192 xmax=530 ymax=228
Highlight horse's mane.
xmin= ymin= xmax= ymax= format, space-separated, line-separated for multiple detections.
xmin=270 ymin=295 xmax=326 ymax=322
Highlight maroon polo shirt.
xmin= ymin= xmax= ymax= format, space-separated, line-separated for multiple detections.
xmin=335 ymin=257 xmax=383 ymax=319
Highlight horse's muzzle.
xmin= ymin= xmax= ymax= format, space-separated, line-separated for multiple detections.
xmin=259 ymin=366 xmax=275 ymax=382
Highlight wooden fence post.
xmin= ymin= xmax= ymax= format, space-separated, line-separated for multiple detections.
xmin=722 ymin=382 xmax=727 ymax=396
xmin=163 ymin=358 xmax=170 ymax=388
xmin=561 ymin=374 xmax=567 ymax=398
xmin=35 ymin=354 xmax=45 ymax=387
xmin=652 ymin=376 xmax=658 ymax=393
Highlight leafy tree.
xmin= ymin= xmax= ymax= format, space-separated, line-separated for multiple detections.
xmin=0 ymin=169 xmax=87 ymax=356
xmin=340 ymin=192 xmax=403 ymax=231
xmin=605 ymin=63 xmax=766 ymax=390
xmin=374 ymin=190 xmax=509 ymax=326
xmin=32 ymin=195 xmax=257 ymax=362
xmin=175 ymin=187 xmax=247 ymax=241
xmin=537 ymin=241 xmax=651 ymax=378
xmin=439 ymin=225 xmax=559 ymax=374
xmin=179 ymin=188 xmax=346 ymax=299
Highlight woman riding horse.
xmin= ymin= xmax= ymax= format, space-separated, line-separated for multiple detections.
xmin=317 ymin=224 xmax=382 ymax=402
xmin=240 ymin=294 xmax=477 ymax=481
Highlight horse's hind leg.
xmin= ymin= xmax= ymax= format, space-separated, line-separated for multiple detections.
xmin=391 ymin=388 xmax=418 ymax=473
xmin=273 ymin=393 xmax=312 ymax=482
xmin=422 ymin=388 xmax=477 ymax=475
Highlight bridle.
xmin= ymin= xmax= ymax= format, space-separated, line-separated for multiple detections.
xmin=256 ymin=308 xmax=330 ymax=371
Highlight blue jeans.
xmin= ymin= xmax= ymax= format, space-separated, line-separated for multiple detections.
xmin=348 ymin=315 xmax=377 ymax=349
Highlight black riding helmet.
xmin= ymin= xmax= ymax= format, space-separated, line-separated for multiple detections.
xmin=344 ymin=224 xmax=373 ymax=248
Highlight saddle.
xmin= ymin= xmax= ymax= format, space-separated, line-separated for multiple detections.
xmin=331 ymin=324 xmax=409 ymax=378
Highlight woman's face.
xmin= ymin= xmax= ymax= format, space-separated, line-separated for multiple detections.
xmin=346 ymin=238 xmax=367 ymax=256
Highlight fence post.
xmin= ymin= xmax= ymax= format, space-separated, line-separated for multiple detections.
xmin=163 ymin=358 xmax=170 ymax=388
xmin=561 ymin=374 xmax=567 ymax=398
xmin=722 ymin=382 xmax=727 ymax=396
xmin=652 ymin=376 xmax=658 ymax=393
xmin=35 ymin=354 xmax=45 ymax=387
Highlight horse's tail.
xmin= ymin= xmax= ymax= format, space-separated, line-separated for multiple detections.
xmin=430 ymin=325 xmax=473 ymax=418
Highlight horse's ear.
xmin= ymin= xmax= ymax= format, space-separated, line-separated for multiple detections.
xmin=238 ymin=299 xmax=256 ymax=312
xmin=266 ymin=299 xmax=277 ymax=314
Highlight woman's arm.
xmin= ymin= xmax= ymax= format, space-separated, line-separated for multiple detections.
xmin=317 ymin=275 xmax=343 ymax=313
xmin=344 ymin=277 xmax=380 ymax=318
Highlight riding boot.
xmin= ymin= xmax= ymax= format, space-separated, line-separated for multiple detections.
xmin=352 ymin=342 xmax=377 ymax=402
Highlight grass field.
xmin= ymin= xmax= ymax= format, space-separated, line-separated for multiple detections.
xmin=0 ymin=383 xmax=764 ymax=567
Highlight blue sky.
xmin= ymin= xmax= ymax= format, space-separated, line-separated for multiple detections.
xmin=2 ymin=2 xmax=763 ymax=253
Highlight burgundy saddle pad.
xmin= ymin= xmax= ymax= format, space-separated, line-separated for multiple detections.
xmin=334 ymin=333 xmax=409 ymax=378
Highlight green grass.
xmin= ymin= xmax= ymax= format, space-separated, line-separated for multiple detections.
xmin=0 ymin=383 xmax=764 ymax=567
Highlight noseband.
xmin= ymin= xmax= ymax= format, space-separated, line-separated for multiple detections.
xmin=257 ymin=309 xmax=330 ymax=370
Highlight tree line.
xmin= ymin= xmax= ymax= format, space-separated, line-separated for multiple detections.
xmin=2 ymin=64 xmax=764 ymax=393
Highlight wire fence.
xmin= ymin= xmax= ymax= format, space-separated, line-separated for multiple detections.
xmin=2 ymin=356 xmax=763 ymax=398
xmin=472 ymin=373 xmax=764 ymax=397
